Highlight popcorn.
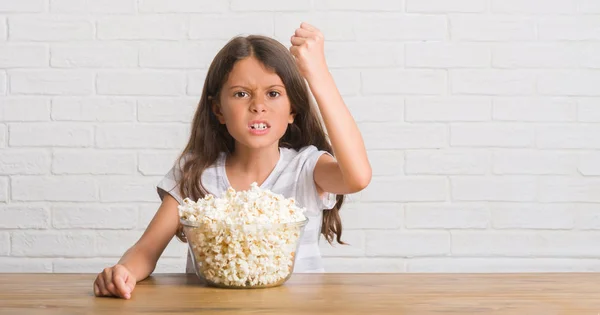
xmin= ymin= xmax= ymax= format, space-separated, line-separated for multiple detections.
xmin=179 ymin=182 xmax=308 ymax=288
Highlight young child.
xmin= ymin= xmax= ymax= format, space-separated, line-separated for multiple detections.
xmin=93 ymin=22 xmax=371 ymax=299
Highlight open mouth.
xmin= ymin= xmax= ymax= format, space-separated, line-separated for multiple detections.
xmin=248 ymin=122 xmax=270 ymax=130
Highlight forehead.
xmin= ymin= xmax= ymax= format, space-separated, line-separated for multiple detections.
xmin=224 ymin=56 xmax=284 ymax=87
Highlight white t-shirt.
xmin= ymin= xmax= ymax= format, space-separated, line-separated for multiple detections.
xmin=156 ymin=145 xmax=337 ymax=273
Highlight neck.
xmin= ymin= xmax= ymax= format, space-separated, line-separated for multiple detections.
xmin=226 ymin=143 xmax=280 ymax=186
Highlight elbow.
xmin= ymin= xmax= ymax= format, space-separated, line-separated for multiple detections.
xmin=348 ymin=168 xmax=372 ymax=193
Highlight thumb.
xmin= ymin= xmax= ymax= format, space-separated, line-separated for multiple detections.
xmin=113 ymin=267 xmax=133 ymax=299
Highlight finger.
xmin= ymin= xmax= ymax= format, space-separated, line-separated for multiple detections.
xmin=113 ymin=274 xmax=131 ymax=299
xmin=294 ymin=28 xmax=313 ymax=38
xmin=102 ymin=268 xmax=119 ymax=297
xmin=94 ymin=281 xmax=100 ymax=297
xmin=300 ymin=22 xmax=317 ymax=32
xmin=290 ymin=36 xmax=306 ymax=46
xmin=97 ymin=274 xmax=111 ymax=296
xmin=289 ymin=46 xmax=300 ymax=58
xmin=124 ymin=273 xmax=137 ymax=294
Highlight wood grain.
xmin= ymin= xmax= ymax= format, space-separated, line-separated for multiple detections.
xmin=1 ymin=273 xmax=600 ymax=314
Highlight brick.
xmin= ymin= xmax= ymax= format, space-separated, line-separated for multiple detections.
xmin=12 ymin=176 xmax=97 ymax=202
xmin=406 ymin=43 xmax=490 ymax=68
xmin=451 ymin=176 xmax=536 ymax=201
xmin=51 ymin=97 xmax=136 ymax=122
xmin=140 ymin=42 xmax=222 ymax=69
xmin=361 ymin=177 xmax=447 ymax=202
xmin=356 ymin=14 xmax=447 ymax=41
xmin=538 ymin=70 xmax=600 ymax=96
xmin=406 ymin=97 xmax=491 ymax=121
xmin=154 ymin=258 xmax=188 ymax=273
xmin=9 ymin=123 xmax=92 ymax=147
xmin=0 ymin=71 xmax=5 ymax=95
xmin=0 ymin=18 xmax=5 ymax=41
xmin=96 ymin=124 xmax=189 ymax=149
xmin=406 ymin=149 xmax=489 ymax=175
xmin=366 ymin=231 xmax=450 ymax=257
xmin=406 ymin=203 xmax=489 ymax=229
xmin=11 ymin=231 xmax=95 ymax=257
xmin=407 ymin=0 xmax=486 ymax=12
xmin=51 ymin=0 xmax=135 ymax=13
xmin=138 ymin=204 xmax=159 ymax=229
xmin=493 ymin=97 xmax=577 ymax=122
xmin=578 ymin=98 xmax=600 ymax=122
xmin=451 ymin=70 xmax=535 ymax=95
xmin=325 ymin=42 xmax=401 ymax=68
xmin=452 ymin=231 xmax=600 ymax=257
xmin=539 ymin=177 xmax=600 ymax=203
xmin=493 ymin=43 xmax=580 ymax=69
xmin=231 ymin=0 xmax=310 ymax=11
xmin=576 ymin=204 xmax=600 ymax=230
xmin=322 ymin=258 xmax=405 ymax=273
xmin=0 ymin=44 xmax=47 ymax=68
xmin=138 ymin=150 xmax=180 ymax=176
xmin=360 ymin=123 xmax=446 ymax=150
xmin=451 ymin=123 xmax=534 ymax=147
xmin=0 ymin=97 xmax=50 ymax=121
xmin=329 ymin=69 xmax=360 ymax=96
xmin=0 ymin=124 xmax=5 ymax=148
xmin=493 ymin=149 xmax=577 ymax=175
xmin=97 ymin=71 xmax=185 ymax=96
xmin=367 ymin=150 xmax=404 ymax=176
xmin=10 ymin=70 xmax=93 ymax=95
xmin=9 ymin=16 xmax=93 ymax=41
xmin=451 ymin=16 xmax=535 ymax=41
xmin=139 ymin=0 xmax=227 ymax=12
xmin=408 ymin=258 xmax=600 ymax=273
xmin=580 ymin=151 xmax=600 ymax=175
xmin=53 ymin=205 xmax=137 ymax=229
xmin=579 ymin=0 xmax=600 ymax=13
xmin=97 ymin=16 xmax=186 ymax=40
xmin=99 ymin=176 xmax=162 ymax=202
xmin=274 ymin=13 xmax=356 ymax=41
xmin=189 ymin=14 xmax=273 ymax=39
xmin=0 ymin=177 xmax=5 ymax=202
xmin=340 ymin=203 xmax=403 ymax=230
xmin=362 ymin=70 xmax=446 ymax=95
xmin=0 ymin=232 xmax=8 ymax=255
xmin=539 ymin=17 xmax=600 ymax=40
xmin=53 ymin=258 xmax=113 ymax=273
xmin=0 ymin=150 xmax=50 ymax=174
xmin=0 ymin=205 xmax=49 ymax=228
xmin=0 ymin=0 xmax=46 ymax=12
xmin=492 ymin=0 xmax=577 ymax=13
xmin=580 ymin=44 xmax=600 ymax=69
xmin=187 ymin=70 xmax=208 ymax=96
xmin=316 ymin=0 xmax=403 ymax=11
xmin=537 ymin=124 xmax=600 ymax=149
xmin=51 ymin=43 xmax=137 ymax=68
xmin=53 ymin=150 xmax=136 ymax=175
xmin=492 ymin=203 xmax=575 ymax=229
xmin=345 ymin=96 xmax=404 ymax=123
xmin=0 ymin=258 xmax=52 ymax=272
xmin=320 ymin=230 xmax=365 ymax=257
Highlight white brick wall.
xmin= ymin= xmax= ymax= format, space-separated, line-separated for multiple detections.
xmin=1 ymin=0 xmax=599 ymax=274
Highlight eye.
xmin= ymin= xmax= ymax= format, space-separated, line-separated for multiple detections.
xmin=234 ymin=91 xmax=249 ymax=98
xmin=268 ymin=91 xmax=280 ymax=98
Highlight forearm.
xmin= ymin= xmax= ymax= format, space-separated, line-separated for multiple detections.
xmin=118 ymin=244 xmax=158 ymax=282
xmin=307 ymin=71 xmax=371 ymax=187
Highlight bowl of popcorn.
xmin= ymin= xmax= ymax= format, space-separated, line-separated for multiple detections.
xmin=178 ymin=183 xmax=308 ymax=289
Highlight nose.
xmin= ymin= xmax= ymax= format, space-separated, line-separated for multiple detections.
xmin=249 ymin=95 xmax=267 ymax=113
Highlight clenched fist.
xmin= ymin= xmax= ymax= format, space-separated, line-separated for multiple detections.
xmin=289 ymin=22 xmax=329 ymax=81
xmin=93 ymin=264 xmax=136 ymax=300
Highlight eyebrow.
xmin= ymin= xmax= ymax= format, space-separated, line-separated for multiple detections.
xmin=228 ymin=84 xmax=285 ymax=90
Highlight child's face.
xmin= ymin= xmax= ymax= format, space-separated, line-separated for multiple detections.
xmin=213 ymin=56 xmax=295 ymax=150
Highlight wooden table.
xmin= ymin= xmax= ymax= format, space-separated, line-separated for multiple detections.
xmin=1 ymin=273 xmax=600 ymax=314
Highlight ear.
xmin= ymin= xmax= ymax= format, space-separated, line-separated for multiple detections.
xmin=211 ymin=99 xmax=226 ymax=124
xmin=288 ymin=111 xmax=296 ymax=124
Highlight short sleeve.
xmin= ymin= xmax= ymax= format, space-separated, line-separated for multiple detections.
xmin=156 ymin=156 xmax=186 ymax=205
xmin=299 ymin=146 xmax=337 ymax=212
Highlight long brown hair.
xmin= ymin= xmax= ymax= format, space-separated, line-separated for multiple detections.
xmin=175 ymin=35 xmax=345 ymax=244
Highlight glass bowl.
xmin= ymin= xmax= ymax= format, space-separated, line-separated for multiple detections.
xmin=180 ymin=217 xmax=309 ymax=289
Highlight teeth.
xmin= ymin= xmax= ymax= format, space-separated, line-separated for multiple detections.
xmin=251 ymin=123 xmax=267 ymax=130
